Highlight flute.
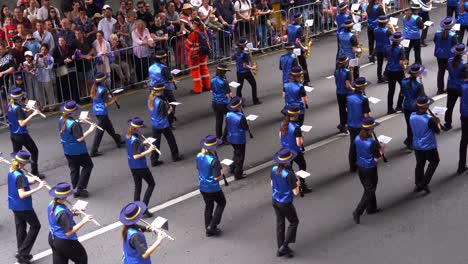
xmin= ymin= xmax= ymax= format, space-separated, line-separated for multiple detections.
xmin=24 ymin=106 xmax=46 ymax=118
xmin=139 ymin=218 xmax=175 ymax=241
xmin=68 ymin=201 xmax=101 ymax=227
xmin=80 ymin=118 xmax=104 ymax=131
xmin=140 ymin=135 xmax=162 ymax=155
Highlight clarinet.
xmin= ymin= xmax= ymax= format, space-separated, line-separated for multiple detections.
xmin=105 ymin=86 xmax=120 ymax=109
xmin=240 ymin=110 xmax=254 ymax=138
xmin=214 ymin=151 xmax=229 ymax=186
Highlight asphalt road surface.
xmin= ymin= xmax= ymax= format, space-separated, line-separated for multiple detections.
xmin=1 ymin=5 xmax=467 ymax=264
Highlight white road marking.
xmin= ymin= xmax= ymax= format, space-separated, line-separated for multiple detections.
xmin=27 ymin=93 xmax=449 ymax=263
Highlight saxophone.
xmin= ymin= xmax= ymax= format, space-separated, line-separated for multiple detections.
xmin=247 ymin=47 xmax=257 ymax=75
xmin=304 ymin=24 xmax=313 ymax=58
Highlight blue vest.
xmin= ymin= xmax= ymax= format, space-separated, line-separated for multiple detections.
xmin=197 ymin=152 xmax=221 ymax=193
xmin=92 ymin=85 xmax=108 ymax=116
xmin=461 ymin=81 xmax=468 ymax=117
xmin=447 ymin=57 xmax=466 ymax=90
xmin=123 ymin=228 xmax=150 ymax=264
xmin=280 ymin=122 xmax=301 ymax=153
xmin=347 ymin=93 xmax=366 ymax=129
xmin=148 ymin=62 xmax=172 ymax=90
xmin=434 ymin=30 xmax=456 ymax=58
xmin=126 ymin=135 xmax=148 ymax=169
xmin=287 ymin=24 xmax=300 ymax=48
xmin=401 ymin=78 xmax=421 ymax=111
xmin=8 ymin=170 xmax=33 ymax=211
xmin=284 ymin=82 xmax=305 ymax=110
xmin=410 ymin=113 xmax=437 ymax=151
xmin=211 ymin=76 xmax=229 ymax=104
xmin=48 ymin=202 xmax=78 ymax=240
xmin=7 ymin=103 xmax=28 ymax=134
xmin=403 ymin=14 xmax=421 ymax=39
xmin=226 ymin=111 xmax=246 ymax=144
xmin=458 ymin=2 xmax=468 ymax=25
xmin=335 ymin=67 xmax=350 ymax=95
xmin=271 ymin=166 xmax=294 ymax=204
xmin=280 ymin=53 xmax=296 ymax=84
xmin=235 ymin=50 xmax=250 ymax=73
xmin=59 ymin=118 xmax=88 ymax=155
xmin=338 ymin=31 xmax=356 ymax=59
xmin=367 ymin=4 xmax=379 ymax=29
xmin=385 ymin=45 xmax=404 ymax=72
xmin=336 ymin=13 xmax=351 ymax=35
xmin=149 ymin=97 xmax=169 ymax=129
xmin=355 ymin=136 xmax=377 ymax=168
xmin=374 ymin=26 xmax=390 ymax=53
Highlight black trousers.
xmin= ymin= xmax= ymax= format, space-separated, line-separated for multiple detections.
xmin=420 ymin=13 xmax=430 ymax=42
xmin=272 ymin=200 xmax=299 ymax=249
xmin=212 ymin=102 xmax=228 ymax=140
xmin=376 ymin=52 xmax=384 ymax=80
xmin=48 ymin=233 xmax=87 ymax=264
xmin=458 ymin=25 xmax=468 ymax=45
xmin=13 ymin=210 xmax=41 ymax=257
xmin=437 ymin=58 xmax=448 ymax=93
xmin=131 ymin=168 xmax=155 ymax=207
xmin=387 ymin=70 xmax=404 ymax=111
xmin=150 ymin=127 xmax=180 ymax=163
xmin=65 ymin=153 xmax=93 ymax=191
xmin=354 ymin=166 xmax=378 ymax=216
xmin=447 ymin=6 xmax=459 ymax=18
xmin=414 ymin=148 xmax=440 ymax=188
xmin=91 ymin=115 xmax=122 ymax=154
xmin=404 ymin=110 xmax=414 ymax=145
xmin=459 ymin=116 xmax=468 ymax=169
xmin=348 ymin=127 xmax=360 ymax=171
xmin=336 ymin=93 xmax=348 ymax=127
xmin=445 ymin=89 xmax=460 ymax=126
xmin=134 ymin=56 xmax=150 ymax=83
xmin=230 ymin=143 xmax=246 ymax=178
xmin=298 ymin=54 xmax=310 ymax=84
xmin=163 ymin=89 xmax=177 ymax=126
xmin=367 ymin=28 xmax=375 ymax=58
xmin=11 ymin=133 xmax=40 ymax=175
xmin=236 ymin=71 xmax=259 ymax=102
xmin=201 ymin=190 xmax=226 ymax=229
xmin=405 ymin=39 xmax=422 ymax=64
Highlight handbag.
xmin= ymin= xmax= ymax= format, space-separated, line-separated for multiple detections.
xmin=56 ymin=65 xmax=69 ymax=77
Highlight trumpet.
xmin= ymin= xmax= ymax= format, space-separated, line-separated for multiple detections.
xmin=246 ymin=46 xmax=257 ymax=75
xmin=139 ymin=218 xmax=175 ymax=241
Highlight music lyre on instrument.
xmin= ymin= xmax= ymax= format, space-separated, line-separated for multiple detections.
xmin=78 ymin=111 xmax=104 ymax=131
xmin=139 ymin=217 xmax=175 ymax=241
xmin=140 ymin=135 xmax=162 ymax=155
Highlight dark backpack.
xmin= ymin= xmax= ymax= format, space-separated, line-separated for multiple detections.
xmin=198 ymin=32 xmax=211 ymax=56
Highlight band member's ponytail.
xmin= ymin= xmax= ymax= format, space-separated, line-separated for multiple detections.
xmin=452 ymin=54 xmax=462 ymax=68
xmin=60 ymin=112 xmax=70 ymax=133
xmin=442 ymin=29 xmax=449 ymax=40
xmin=49 ymin=198 xmax=59 ymax=216
xmin=359 ymin=129 xmax=372 ymax=140
xmin=10 ymin=159 xmax=21 ymax=171
xmin=280 ymin=116 xmax=290 ymax=136
xmin=90 ymin=81 xmax=99 ymax=99
xmin=121 ymin=225 xmax=130 ymax=241
xmin=276 ymin=164 xmax=285 ymax=176
xmin=127 ymin=126 xmax=138 ymax=139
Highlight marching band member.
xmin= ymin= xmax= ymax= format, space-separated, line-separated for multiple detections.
xmin=89 ymin=73 xmax=125 ymax=157
xmin=211 ymin=63 xmax=232 ymax=142
xmin=185 ymin=17 xmax=211 ymax=94
xmin=335 ymin=2 xmax=351 ymax=58
xmin=434 ymin=17 xmax=458 ymax=95
xmin=283 ymin=66 xmax=308 ymax=126
xmin=338 ymin=19 xmax=360 ymax=80
xmin=279 ymin=42 xmax=298 ymax=85
xmin=7 ymin=88 xmax=45 ymax=179
xmin=402 ymin=4 xmax=424 ymax=64
xmin=410 ymin=96 xmax=441 ymax=194
xmin=458 ymin=0 xmax=468 ymax=44
xmin=384 ymin=32 xmax=406 ymax=114
xmin=126 ymin=117 xmax=156 ymax=218
xmin=47 ymin=182 xmax=93 ymax=263
xmin=347 ymin=77 xmax=371 ymax=172
xmin=280 ymin=104 xmax=312 ymax=194
xmin=401 ymin=64 xmax=426 ymax=150
xmin=271 ymin=147 xmax=301 ymax=258
xmin=197 ymin=135 xmax=227 ymax=237
xmin=148 ymin=83 xmax=184 ymax=167
xmin=457 ymin=64 xmax=468 ymax=174
xmin=234 ymin=38 xmax=262 ymax=105
xmin=447 ymin=0 xmax=460 ymax=18
xmin=149 ymin=50 xmax=178 ymax=129
xmin=374 ymin=15 xmax=393 ymax=83
xmin=120 ymin=201 xmax=165 ymax=263
xmin=59 ymin=100 xmax=96 ymax=198
xmin=287 ymin=12 xmax=310 ymax=85
xmin=444 ymin=43 xmax=467 ymax=130
xmin=335 ymin=55 xmax=353 ymax=134
xmin=366 ymin=0 xmax=386 ymax=63
xmin=419 ymin=0 xmax=433 ymax=47
xmin=8 ymin=150 xmax=45 ymax=264
xmin=351 ymin=117 xmax=384 ymax=224
xmin=226 ymin=97 xmax=249 ymax=180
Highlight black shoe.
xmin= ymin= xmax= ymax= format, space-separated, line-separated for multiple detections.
xmin=457 ymin=166 xmax=468 ymax=175
xmin=190 ymin=90 xmax=202 ymax=94
xmin=436 ymin=90 xmax=446 ymax=95
xmin=234 ymin=173 xmax=247 ymax=180
xmin=421 ymin=185 xmax=431 ymax=194
xmin=277 ymin=245 xmax=294 ymax=258
xmin=206 ymin=227 xmax=222 ymax=237
xmin=352 ymin=212 xmax=360 ymax=224
xmin=253 ymin=100 xmax=263 ymax=105
xmin=387 ymin=109 xmax=396 ymax=115
xmin=173 ymin=155 xmax=184 ymax=162
xmin=151 ymin=160 xmax=164 ymax=167
xmin=442 ymin=124 xmax=452 ymax=131
xmin=142 ymin=210 xmax=153 ymax=218
xmin=403 ymin=139 xmax=413 ymax=150
xmin=395 ymin=107 xmax=402 ymax=112
xmin=366 ymin=208 xmax=381 ymax=215
xmin=350 ymin=167 xmax=357 ymax=173
xmin=73 ymin=191 xmax=81 ymax=198
xmin=79 ymin=189 xmax=89 ymax=198
xmin=117 ymin=139 xmax=126 ymax=148
xmin=202 ymin=87 xmax=211 ymax=92
xmin=16 ymin=256 xmax=31 ymax=264
xmin=420 ymin=42 xmax=428 ymax=47
xmin=377 ymin=78 xmax=385 ymax=84
xmin=169 ymin=125 xmax=176 ymax=130
xmin=369 ymin=56 xmax=375 ymax=63
xmin=413 ymin=185 xmax=423 ymax=193
xmin=90 ymin=151 xmax=102 ymax=157
xmin=301 ymin=184 xmax=312 ymax=193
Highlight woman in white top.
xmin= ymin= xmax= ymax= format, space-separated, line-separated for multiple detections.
xmin=198 ymin=0 xmax=217 ymax=24
xmin=93 ymin=30 xmax=112 ymax=85
xmin=24 ymin=0 xmax=39 ymax=22
xmin=132 ymin=20 xmax=154 ymax=83
xmin=234 ymin=0 xmax=253 ymax=41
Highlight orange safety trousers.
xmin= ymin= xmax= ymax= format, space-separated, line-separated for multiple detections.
xmin=188 ymin=55 xmax=211 ymax=93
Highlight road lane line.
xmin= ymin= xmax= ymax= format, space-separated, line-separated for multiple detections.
xmin=27 ymin=93 xmax=448 ymax=263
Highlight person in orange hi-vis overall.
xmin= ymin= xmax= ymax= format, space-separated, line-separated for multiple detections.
xmin=185 ymin=17 xmax=212 ymax=94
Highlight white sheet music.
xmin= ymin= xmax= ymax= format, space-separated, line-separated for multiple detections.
xmin=73 ymin=200 xmax=88 ymax=211
xmin=432 ymin=106 xmax=448 ymax=116
xmin=26 ymin=100 xmax=36 ymax=108
xmin=353 ymin=23 xmax=362 ymax=32
xmin=246 ymin=114 xmax=258 ymax=121
xmin=424 ymin=21 xmax=434 ymax=27
xmin=151 ymin=216 xmax=168 ymax=229
xmin=229 ymin=81 xmax=241 ymax=88
xmin=301 ymin=125 xmax=313 ymax=132
xmin=305 ymin=20 xmax=314 ymax=27
xmin=79 ymin=111 xmax=89 ymax=120
xmin=112 ymin=88 xmax=124 ymax=94
xmin=377 ymin=135 xmax=392 ymax=144
xmin=389 ymin=17 xmax=398 ymax=26
xmin=401 ymin=39 xmax=410 ymax=48
xmin=452 ymin=23 xmax=461 ymax=31
xmin=293 ymin=48 xmax=301 ymax=56
xmin=351 ymin=3 xmax=360 ymax=11
xmin=171 ymin=69 xmax=181 ymax=75
xmin=169 ymin=102 xmax=182 ymax=106
xmin=368 ymin=97 xmax=381 ymax=104
xmin=145 ymin=137 xmax=157 ymax=144
xmin=349 ymin=58 xmax=359 ymax=67
xmin=304 ymin=86 xmax=314 ymax=92
xmin=221 ymin=159 xmax=234 ymax=166
xmin=296 ymin=170 xmax=311 ymax=179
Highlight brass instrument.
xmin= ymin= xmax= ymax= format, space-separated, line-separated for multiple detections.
xmin=246 ymin=46 xmax=257 ymax=75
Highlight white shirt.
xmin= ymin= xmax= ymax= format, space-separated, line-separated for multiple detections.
xmin=32 ymin=30 xmax=55 ymax=54
xmin=36 ymin=6 xmax=60 ymax=21
xmin=98 ymin=17 xmax=117 ymax=41
xmin=198 ymin=5 xmax=214 ymax=24
xmin=234 ymin=0 xmax=251 ymax=19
